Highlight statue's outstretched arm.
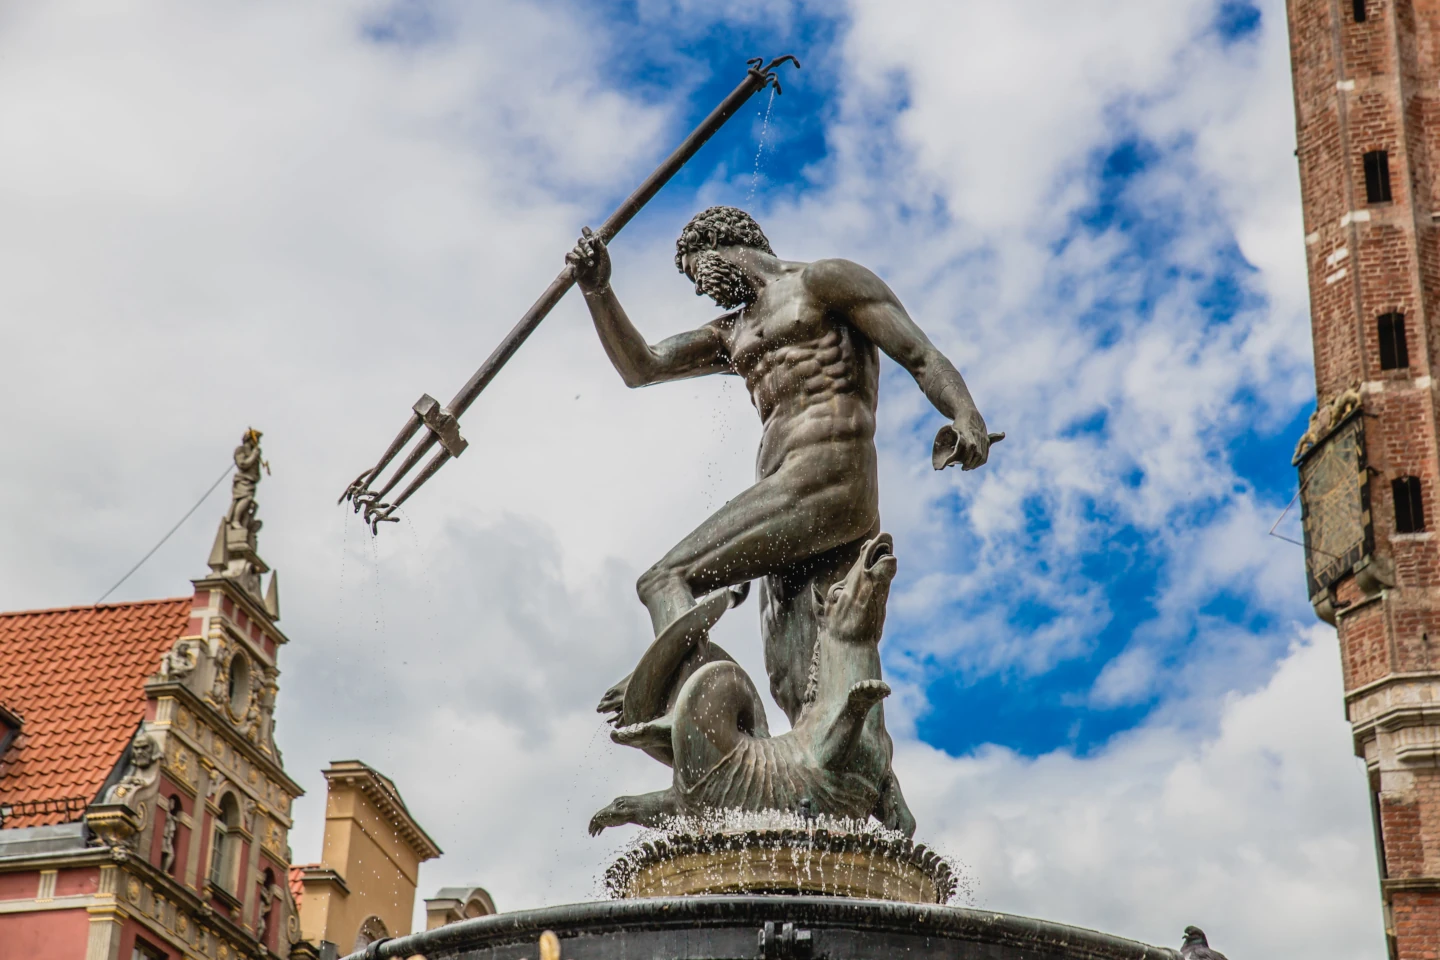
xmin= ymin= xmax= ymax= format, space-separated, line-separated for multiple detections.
xmin=805 ymin=258 xmax=992 ymax=471
xmin=568 ymin=230 xmax=732 ymax=387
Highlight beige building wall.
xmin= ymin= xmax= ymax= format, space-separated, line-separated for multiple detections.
xmin=297 ymin=760 xmax=442 ymax=952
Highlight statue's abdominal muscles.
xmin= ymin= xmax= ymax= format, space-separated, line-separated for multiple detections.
xmin=733 ymin=319 xmax=880 ymax=477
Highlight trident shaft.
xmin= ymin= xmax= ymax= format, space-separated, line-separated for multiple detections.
xmin=340 ymin=55 xmax=801 ymax=533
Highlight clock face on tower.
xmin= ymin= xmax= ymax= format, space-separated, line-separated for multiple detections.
xmin=1298 ymin=411 xmax=1371 ymax=601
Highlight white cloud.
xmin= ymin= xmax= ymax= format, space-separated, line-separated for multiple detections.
xmin=0 ymin=0 xmax=1385 ymax=956
xmin=902 ymin=628 xmax=1382 ymax=958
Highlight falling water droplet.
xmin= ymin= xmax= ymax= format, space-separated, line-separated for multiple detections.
xmin=747 ymin=87 xmax=777 ymax=205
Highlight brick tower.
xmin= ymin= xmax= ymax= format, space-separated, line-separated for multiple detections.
xmin=1287 ymin=1 xmax=1440 ymax=956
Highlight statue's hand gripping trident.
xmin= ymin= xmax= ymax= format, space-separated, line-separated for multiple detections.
xmin=339 ymin=56 xmax=800 ymax=533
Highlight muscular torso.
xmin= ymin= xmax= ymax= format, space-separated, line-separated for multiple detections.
xmin=718 ymin=268 xmax=880 ymax=480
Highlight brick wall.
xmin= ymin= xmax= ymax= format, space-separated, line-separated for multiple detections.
xmin=1288 ymin=2 xmax=1440 ymax=957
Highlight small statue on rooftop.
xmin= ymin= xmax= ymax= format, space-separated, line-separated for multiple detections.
xmin=227 ymin=428 xmax=268 ymax=537
xmin=209 ymin=428 xmax=278 ymax=610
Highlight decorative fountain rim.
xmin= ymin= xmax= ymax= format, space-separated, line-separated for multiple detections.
xmin=345 ymin=896 xmax=1180 ymax=960
xmin=603 ymin=826 xmax=957 ymax=903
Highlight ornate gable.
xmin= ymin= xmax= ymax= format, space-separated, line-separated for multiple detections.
xmin=0 ymin=428 xmax=308 ymax=959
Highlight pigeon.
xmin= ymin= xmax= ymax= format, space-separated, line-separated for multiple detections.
xmin=1180 ymin=926 xmax=1228 ymax=960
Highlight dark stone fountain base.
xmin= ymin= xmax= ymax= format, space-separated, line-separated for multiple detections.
xmin=352 ymin=896 xmax=1178 ymax=960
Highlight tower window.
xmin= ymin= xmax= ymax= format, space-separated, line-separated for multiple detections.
xmin=1378 ymin=313 xmax=1410 ymax=370
xmin=1394 ymin=476 xmax=1426 ymax=533
xmin=1354 ymin=0 xmax=1367 ymax=22
xmin=1365 ymin=151 xmax=1393 ymax=203
xmin=227 ymin=651 xmax=250 ymax=717
xmin=209 ymin=793 xmax=240 ymax=892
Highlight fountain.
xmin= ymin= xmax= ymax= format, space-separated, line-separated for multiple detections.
xmin=338 ymin=57 xmax=1182 ymax=960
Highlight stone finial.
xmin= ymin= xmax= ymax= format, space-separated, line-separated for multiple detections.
xmin=207 ymin=428 xmax=278 ymax=608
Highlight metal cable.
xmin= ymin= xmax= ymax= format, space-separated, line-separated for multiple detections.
xmin=95 ymin=462 xmax=234 ymax=604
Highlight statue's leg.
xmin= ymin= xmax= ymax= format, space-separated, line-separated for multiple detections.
xmin=817 ymin=679 xmax=891 ymax=772
xmin=635 ymin=450 xmax=878 ymax=636
xmin=602 ymin=445 xmax=877 ymax=720
xmin=761 ymin=536 xmax=873 ymax=724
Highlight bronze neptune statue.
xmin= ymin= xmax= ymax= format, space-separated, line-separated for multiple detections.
xmin=567 ymin=206 xmax=997 ymax=835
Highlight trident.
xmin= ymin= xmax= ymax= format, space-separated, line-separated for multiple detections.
xmin=339 ymin=55 xmax=801 ymax=533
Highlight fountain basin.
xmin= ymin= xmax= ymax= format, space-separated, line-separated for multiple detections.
xmin=604 ymin=828 xmax=953 ymax=903
xmin=349 ymin=896 xmax=1179 ymax=960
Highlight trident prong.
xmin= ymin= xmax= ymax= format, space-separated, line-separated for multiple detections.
xmin=747 ymin=55 xmax=800 ymax=95
xmin=340 ymin=55 xmax=800 ymax=535
xmin=339 ymin=470 xmax=375 ymax=507
xmin=364 ymin=502 xmax=399 ymax=535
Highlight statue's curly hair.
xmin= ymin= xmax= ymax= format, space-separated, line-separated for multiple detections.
xmin=674 ymin=206 xmax=774 ymax=272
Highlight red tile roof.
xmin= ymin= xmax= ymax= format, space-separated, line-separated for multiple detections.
xmin=0 ymin=598 xmax=191 ymax=827
xmin=288 ymin=864 xmax=312 ymax=907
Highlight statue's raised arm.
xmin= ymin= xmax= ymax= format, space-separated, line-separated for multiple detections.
xmin=567 ymin=227 xmax=734 ymax=387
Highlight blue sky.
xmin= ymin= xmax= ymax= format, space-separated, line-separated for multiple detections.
xmin=0 ymin=0 xmax=1384 ymax=955
xmin=505 ymin=0 xmax=1313 ymax=759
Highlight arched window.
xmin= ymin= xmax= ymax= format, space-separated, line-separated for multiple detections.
xmin=209 ymin=793 xmax=240 ymax=892
xmin=354 ymin=916 xmax=389 ymax=951
xmin=228 ymin=652 xmax=251 ymax=717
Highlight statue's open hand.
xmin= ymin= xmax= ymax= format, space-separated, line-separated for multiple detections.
xmin=933 ymin=411 xmax=1000 ymax=471
xmin=565 ymin=226 xmax=611 ymax=294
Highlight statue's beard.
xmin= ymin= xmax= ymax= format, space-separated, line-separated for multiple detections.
xmin=690 ymin=252 xmax=755 ymax=308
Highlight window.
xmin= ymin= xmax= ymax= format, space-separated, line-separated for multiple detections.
xmin=132 ymin=938 xmax=167 ymax=960
xmin=1369 ymin=770 xmax=1388 ymax=880
xmin=1394 ymin=476 xmax=1426 ymax=533
xmin=209 ymin=793 xmax=240 ymax=891
xmin=1354 ymin=0 xmax=1367 ymax=22
xmin=227 ymin=652 xmax=251 ymax=717
xmin=0 ymin=704 xmax=20 ymax=761
xmin=1378 ymin=313 xmax=1410 ymax=370
xmin=354 ymin=916 xmax=389 ymax=952
xmin=1365 ymin=150 xmax=1393 ymax=203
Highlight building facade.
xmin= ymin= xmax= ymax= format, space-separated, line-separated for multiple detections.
xmin=0 ymin=560 xmax=300 ymax=957
xmin=1287 ymin=1 xmax=1440 ymax=956
xmin=0 ymin=430 xmax=446 ymax=959
xmin=291 ymin=761 xmax=441 ymax=954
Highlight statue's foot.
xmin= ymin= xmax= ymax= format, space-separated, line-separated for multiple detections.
xmin=612 ymin=716 xmax=673 ymax=755
xmin=846 ymin=679 xmax=891 ymax=713
xmin=820 ymin=680 xmax=894 ymax=773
